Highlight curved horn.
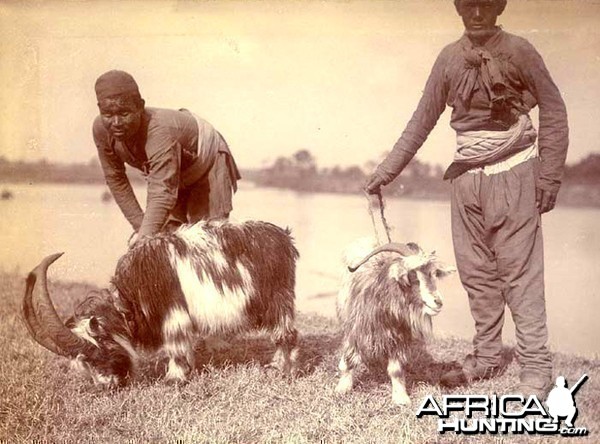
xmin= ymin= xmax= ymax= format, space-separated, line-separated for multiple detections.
xmin=348 ymin=242 xmax=415 ymax=272
xmin=22 ymin=253 xmax=96 ymax=358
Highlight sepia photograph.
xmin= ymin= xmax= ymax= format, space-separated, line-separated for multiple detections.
xmin=1 ymin=0 xmax=599 ymax=441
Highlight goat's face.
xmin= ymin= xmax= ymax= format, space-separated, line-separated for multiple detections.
xmin=389 ymin=257 xmax=456 ymax=316
xmin=348 ymin=241 xmax=455 ymax=317
xmin=65 ymin=294 xmax=137 ymax=388
xmin=22 ymin=254 xmax=137 ymax=389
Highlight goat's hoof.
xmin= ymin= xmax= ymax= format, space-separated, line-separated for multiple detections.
xmin=164 ymin=367 xmax=190 ymax=386
xmin=392 ymin=392 xmax=411 ymax=406
xmin=288 ymin=366 xmax=299 ymax=379
xmin=335 ymin=378 xmax=353 ymax=395
xmin=264 ymin=361 xmax=281 ymax=371
xmin=164 ymin=376 xmax=189 ymax=386
xmin=264 ymin=359 xmax=289 ymax=371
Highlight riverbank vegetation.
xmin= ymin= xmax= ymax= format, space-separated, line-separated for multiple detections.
xmin=245 ymin=150 xmax=600 ymax=208
xmin=1 ymin=151 xmax=599 ymax=207
xmin=1 ymin=271 xmax=599 ymax=442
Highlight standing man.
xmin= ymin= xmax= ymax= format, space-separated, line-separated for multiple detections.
xmin=366 ymin=0 xmax=568 ymax=398
xmin=93 ymin=70 xmax=241 ymax=245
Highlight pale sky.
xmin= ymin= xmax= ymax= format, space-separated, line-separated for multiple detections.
xmin=1 ymin=0 xmax=599 ymax=170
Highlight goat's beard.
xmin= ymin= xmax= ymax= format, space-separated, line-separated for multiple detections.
xmin=409 ymin=306 xmax=433 ymax=340
xmin=70 ymin=349 xmax=131 ymax=388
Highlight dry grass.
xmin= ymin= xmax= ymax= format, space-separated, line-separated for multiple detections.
xmin=1 ymin=271 xmax=598 ymax=443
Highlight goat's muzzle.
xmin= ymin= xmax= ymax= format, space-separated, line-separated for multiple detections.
xmin=22 ymin=253 xmax=97 ymax=358
xmin=348 ymin=242 xmax=416 ymax=272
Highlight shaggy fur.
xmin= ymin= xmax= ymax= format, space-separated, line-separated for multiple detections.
xmin=66 ymin=220 xmax=300 ymax=387
xmin=336 ymin=238 xmax=455 ymax=405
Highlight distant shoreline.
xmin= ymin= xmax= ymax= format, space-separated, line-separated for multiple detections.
xmin=1 ymin=154 xmax=599 ymax=209
xmin=1 ymin=177 xmax=599 ymax=210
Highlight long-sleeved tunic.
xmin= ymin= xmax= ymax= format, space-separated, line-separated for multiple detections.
xmin=93 ymin=107 xmax=238 ymax=236
xmin=376 ymin=29 xmax=568 ymax=193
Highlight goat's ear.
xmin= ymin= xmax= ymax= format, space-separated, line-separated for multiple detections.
xmin=434 ymin=262 xmax=457 ymax=278
xmin=89 ymin=316 xmax=109 ymax=339
xmin=389 ymin=262 xmax=410 ymax=288
xmin=406 ymin=242 xmax=423 ymax=255
xmin=89 ymin=316 xmax=100 ymax=333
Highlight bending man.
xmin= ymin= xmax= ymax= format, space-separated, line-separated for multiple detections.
xmin=93 ymin=70 xmax=241 ymax=245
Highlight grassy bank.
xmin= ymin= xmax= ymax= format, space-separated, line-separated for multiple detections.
xmin=1 ymin=271 xmax=598 ymax=443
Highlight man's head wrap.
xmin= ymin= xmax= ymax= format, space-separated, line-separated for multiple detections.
xmin=95 ymin=70 xmax=142 ymax=103
xmin=453 ymin=0 xmax=507 ymax=15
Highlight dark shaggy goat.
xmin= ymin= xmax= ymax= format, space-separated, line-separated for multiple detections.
xmin=335 ymin=238 xmax=455 ymax=405
xmin=23 ymin=220 xmax=299 ymax=387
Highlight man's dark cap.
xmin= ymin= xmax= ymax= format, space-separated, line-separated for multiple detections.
xmin=95 ymin=70 xmax=141 ymax=102
xmin=454 ymin=0 xmax=507 ymax=15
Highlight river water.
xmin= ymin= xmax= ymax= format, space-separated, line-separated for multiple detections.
xmin=1 ymin=182 xmax=598 ymax=358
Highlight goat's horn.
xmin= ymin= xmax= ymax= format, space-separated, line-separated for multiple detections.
xmin=348 ymin=242 xmax=415 ymax=272
xmin=22 ymin=253 xmax=96 ymax=358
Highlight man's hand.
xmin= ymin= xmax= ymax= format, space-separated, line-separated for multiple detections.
xmin=536 ymin=187 xmax=558 ymax=214
xmin=365 ymin=173 xmax=386 ymax=195
xmin=128 ymin=231 xmax=139 ymax=249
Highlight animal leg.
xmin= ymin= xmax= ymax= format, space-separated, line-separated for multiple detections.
xmin=268 ymin=315 xmax=298 ymax=375
xmin=388 ymin=355 xmax=410 ymax=406
xmin=336 ymin=344 xmax=361 ymax=395
xmin=162 ymin=308 xmax=195 ymax=383
xmin=165 ymin=353 xmax=193 ymax=384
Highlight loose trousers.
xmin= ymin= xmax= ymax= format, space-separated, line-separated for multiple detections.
xmin=451 ymin=158 xmax=552 ymax=377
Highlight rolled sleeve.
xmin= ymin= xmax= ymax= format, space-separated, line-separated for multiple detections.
xmin=93 ymin=119 xmax=144 ymax=230
xmin=138 ymin=143 xmax=181 ymax=237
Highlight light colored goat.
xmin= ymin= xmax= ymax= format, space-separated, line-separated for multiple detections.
xmin=336 ymin=237 xmax=455 ymax=405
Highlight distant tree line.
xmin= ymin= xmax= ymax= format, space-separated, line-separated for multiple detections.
xmin=0 ymin=156 xmax=144 ymax=184
xmin=1 ymin=152 xmax=599 ymax=206
xmin=563 ymin=153 xmax=600 ymax=184
xmin=245 ymin=150 xmax=600 ymax=204
xmin=243 ymin=149 xmax=450 ymax=199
